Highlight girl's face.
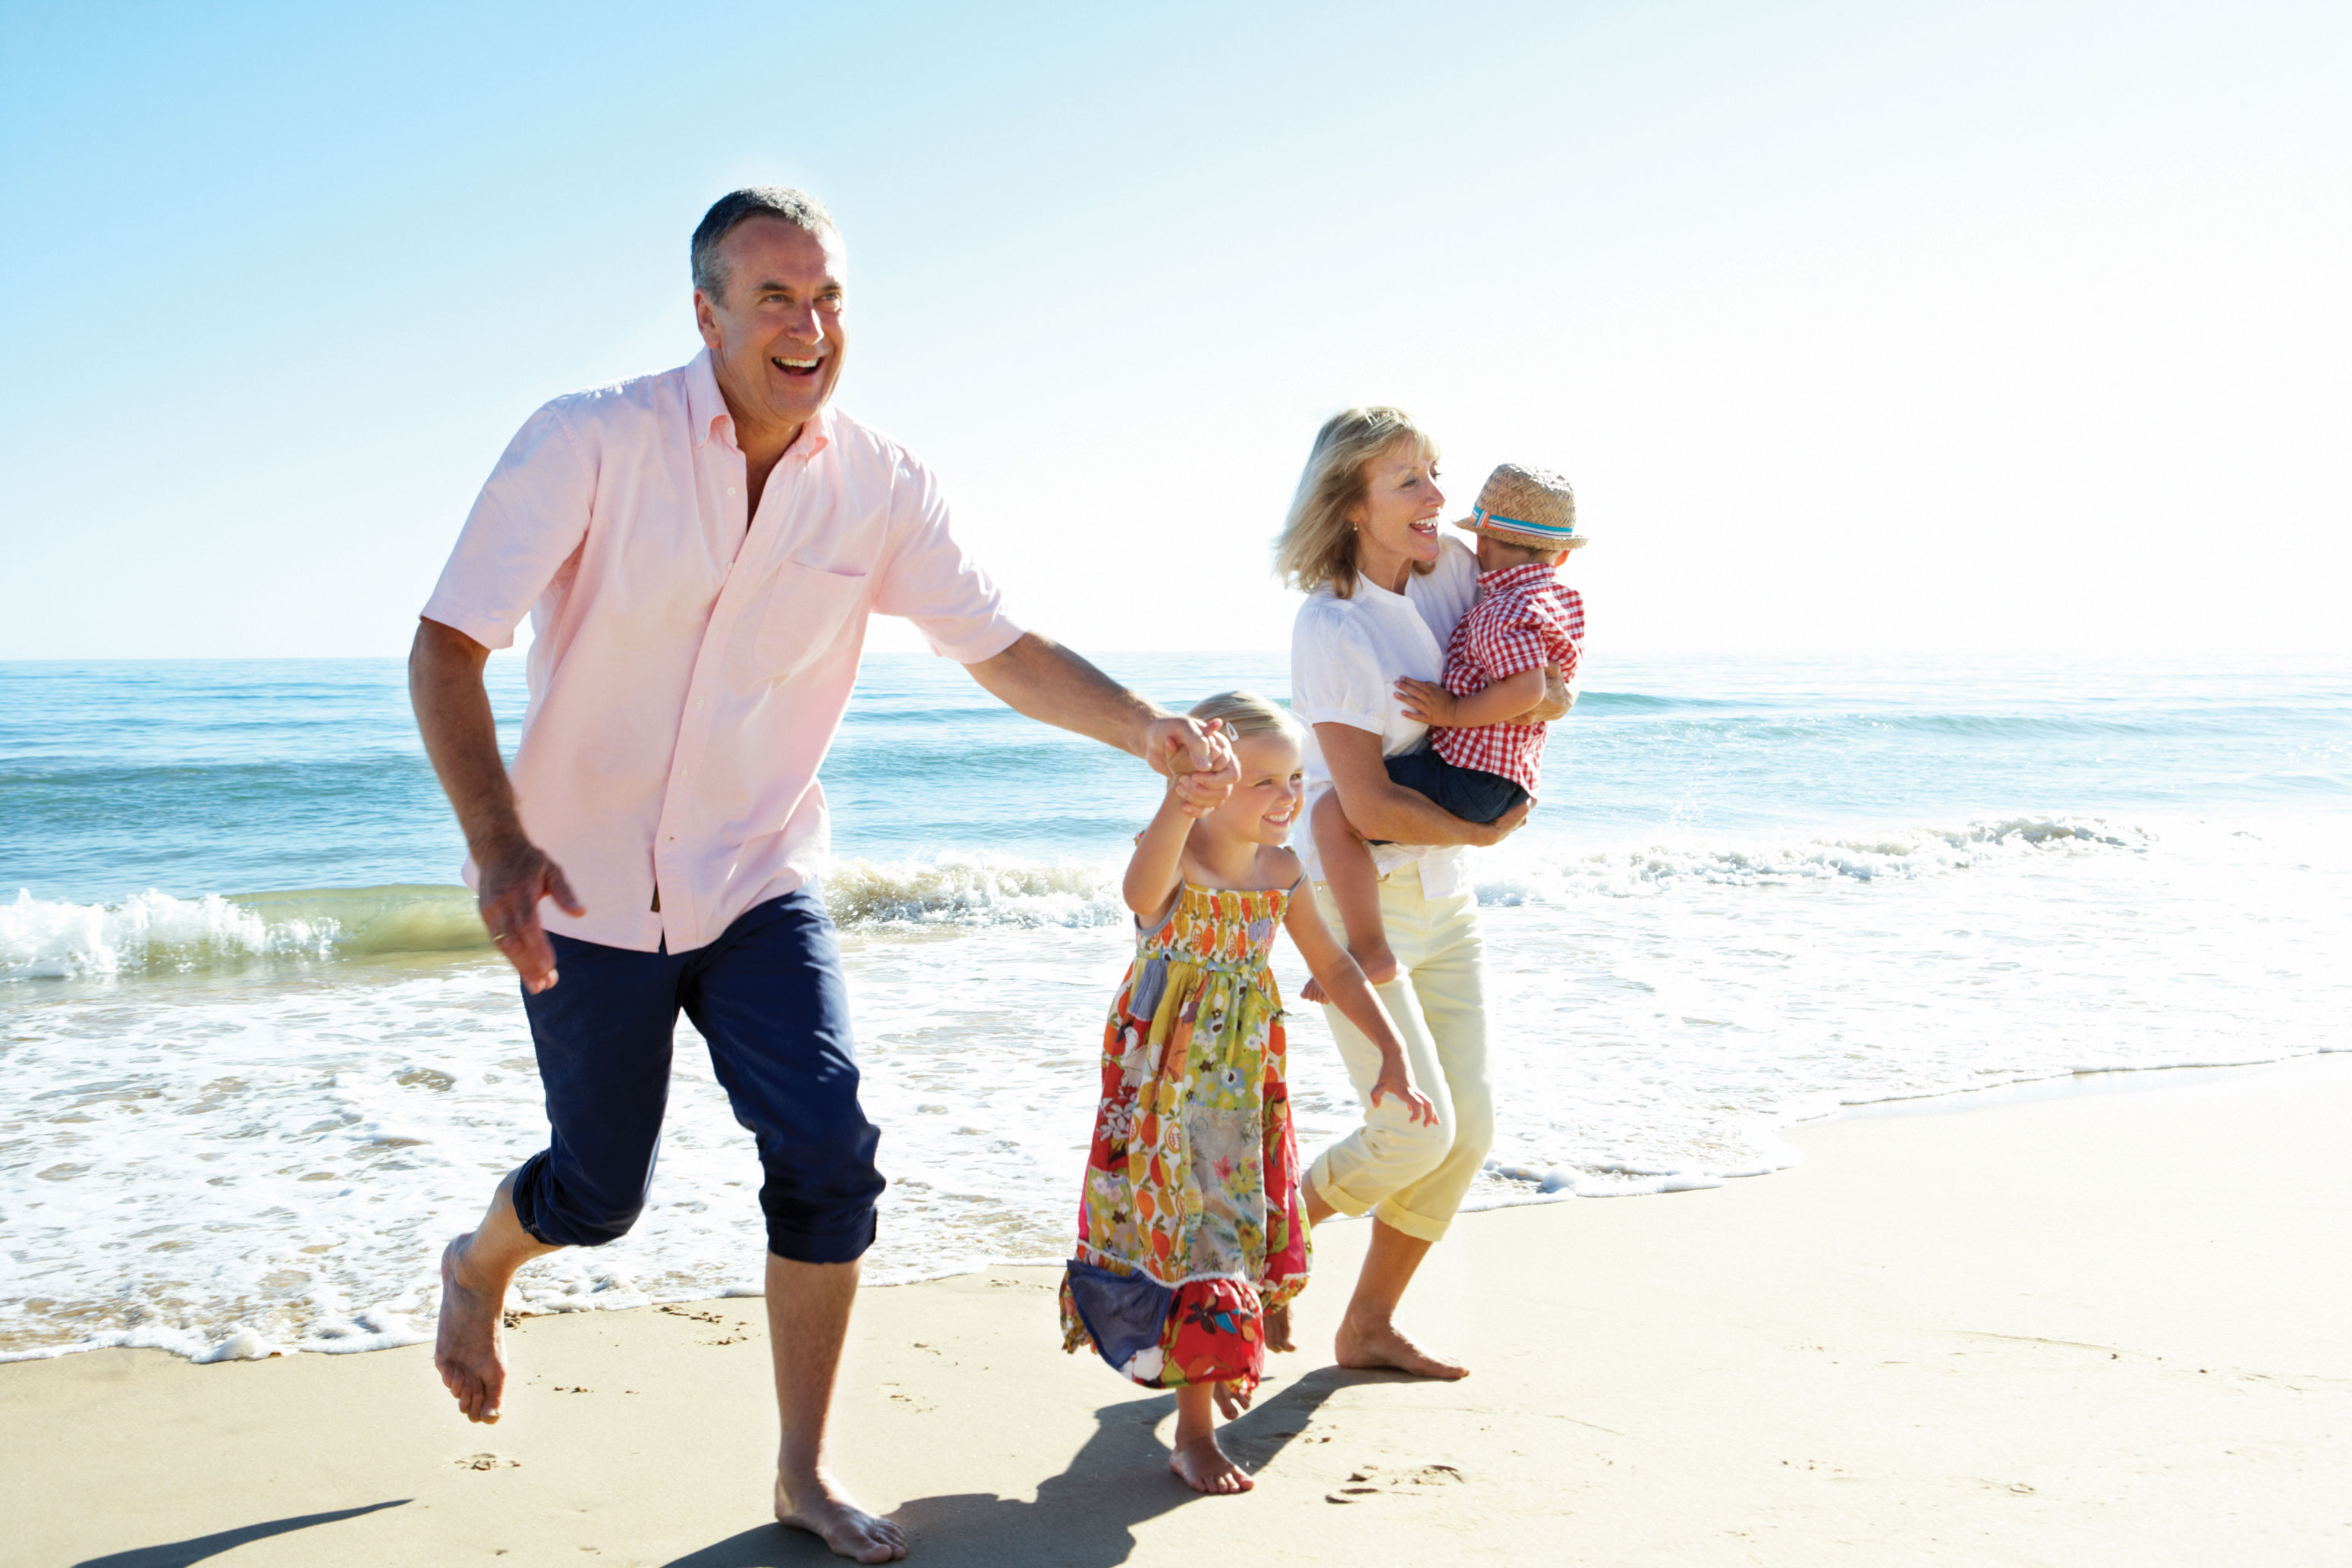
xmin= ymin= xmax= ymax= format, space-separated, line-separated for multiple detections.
xmin=1347 ymin=441 xmax=1446 ymax=590
xmin=1209 ymin=731 xmax=1306 ymax=846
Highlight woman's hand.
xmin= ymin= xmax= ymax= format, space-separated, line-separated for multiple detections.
xmin=1392 ymin=676 xmax=1459 ymax=727
xmin=1509 ymin=666 xmax=1574 ymax=726
xmin=1467 ymin=797 xmax=1533 ymax=847
xmin=1369 ymin=1053 xmax=1440 ymax=1127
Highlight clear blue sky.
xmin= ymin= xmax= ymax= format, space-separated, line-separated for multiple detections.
xmin=2 ymin=0 xmax=2345 ymax=660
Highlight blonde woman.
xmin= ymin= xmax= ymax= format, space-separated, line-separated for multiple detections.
xmin=1277 ymin=407 xmax=1569 ymax=1378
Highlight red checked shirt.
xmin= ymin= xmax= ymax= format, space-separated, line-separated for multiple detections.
xmin=1429 ymin=561 xmax=1586 ymax=793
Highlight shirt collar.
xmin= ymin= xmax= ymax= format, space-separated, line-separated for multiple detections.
xmin=1477 ymin=561 xmax=1558 ymax=596
xmin=682 ymin=348 xmax=836 ymax=461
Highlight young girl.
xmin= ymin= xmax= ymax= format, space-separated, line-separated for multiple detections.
xmin=1060 ymin=691 xmax=1438 ymax=1494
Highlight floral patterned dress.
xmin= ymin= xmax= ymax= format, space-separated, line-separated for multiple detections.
xmin=1058 ymin=876 xmax=1311 ymax=1394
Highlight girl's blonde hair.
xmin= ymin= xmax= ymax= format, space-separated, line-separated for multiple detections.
xmin=1272 ymin=406 xmax=1441 ymax=600
xmin=1188 ymin=690 xmax=1297 ymax=743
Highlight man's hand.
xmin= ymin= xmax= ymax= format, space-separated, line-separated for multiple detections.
xmin=1144 ymin=715 xmax=1237 ymax=816
xmin=475 ymin=837 xmax=586 ymax=994
xmin=1392 ymin=677 xmax=1461 ymax=727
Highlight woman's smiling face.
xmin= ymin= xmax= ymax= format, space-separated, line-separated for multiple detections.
xmin=1347 ymin=441 xmax=1446 ymax=593
xmin=1211 ymin=731 xmax=1306 ymax=846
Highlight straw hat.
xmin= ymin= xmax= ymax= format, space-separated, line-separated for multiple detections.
xmin=1453 ymin=463 xmax=1586 ymax=551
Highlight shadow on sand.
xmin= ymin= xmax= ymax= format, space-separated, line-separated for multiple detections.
xmin=659 ymin=1366 xmax=1388 ymax=1567
xmin=73 ymin=1500 xmax=410 ymax=1568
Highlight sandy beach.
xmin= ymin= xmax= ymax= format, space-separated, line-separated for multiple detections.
xmin=7 ymin=1053 xmax=2346 ymax=1567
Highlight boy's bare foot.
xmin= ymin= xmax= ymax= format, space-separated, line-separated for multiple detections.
xmin=1335 ymin=1314 xmax=1469 ymax=1381
xmin=1265 ymin=1303 xmax=1296 ymax=1353
xmin=1300 ymin=975 xmax=1329 ymax=1005
xmin=776 ymin=1471 xmax=907 ymax=1563
xmin=1169 ymin=1431 xmax=1255 ymax=1494
xmin=434 ymin=1235 xmax=507 ymax=1423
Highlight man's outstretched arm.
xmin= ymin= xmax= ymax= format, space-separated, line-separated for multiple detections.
xmin=964 ymin=632 xmax=1237 ymax=809
xmin=409 ymin=616 xmax=583 ymax=992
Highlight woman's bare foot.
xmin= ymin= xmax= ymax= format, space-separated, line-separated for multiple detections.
xmin=1169 ymin=1431 xmax=1255 ymax=1494
xmin=1335 ymin=1313 xmax=1469 ymax=1380
xmin=434 ymin=1236 xmax=508 ymax=1423
xmin=776 ymin=1470 xmax=906 ymax=1563
xmin=1265 ymin=1303 xmax=1296 ymax=1353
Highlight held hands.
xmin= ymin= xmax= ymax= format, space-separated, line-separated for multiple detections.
xmin=474 ymin=837 xmax=586 ymax=994
xmin=1369 ymin=1054 xmax=1441 ymax=1127
xmin=1145 ymin=715 xmax=1238 ymax=818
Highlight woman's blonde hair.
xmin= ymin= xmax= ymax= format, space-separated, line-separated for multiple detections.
xmin=1187 ymin=690 xmax=1298 ymax=743
xmin=1272 ymin=406 xmax=1440 ymax=599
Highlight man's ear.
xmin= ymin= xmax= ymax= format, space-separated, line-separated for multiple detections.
xmin=693 ymin=289 xmax=725 ymax=352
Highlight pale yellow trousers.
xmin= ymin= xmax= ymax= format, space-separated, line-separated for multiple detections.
xmin=1305 ymin=864 xmax=1493 ymax=1243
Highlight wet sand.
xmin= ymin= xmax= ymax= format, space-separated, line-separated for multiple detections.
xmin=6 ymin=1054 xmax=2347 ymax=1567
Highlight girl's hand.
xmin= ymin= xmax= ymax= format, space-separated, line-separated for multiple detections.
xmin=1393 ymin=677 xmax=1460 ymax=727
xmin=1169 ymin=747 xmax=1240 ymax=819
xmin=1146 ymin=715 xmax=1237 ymax=815
xmin=1369 ymin=1057 xmax=1439 ymax=1127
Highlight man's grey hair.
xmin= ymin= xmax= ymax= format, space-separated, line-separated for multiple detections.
xmin=690 ymin=187 xmax=838 ymax=303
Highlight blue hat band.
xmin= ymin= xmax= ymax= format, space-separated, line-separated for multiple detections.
xmin=1474 ymin=504 xmax=1578 ymax=541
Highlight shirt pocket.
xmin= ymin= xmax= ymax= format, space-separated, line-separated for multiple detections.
xmin=752 ymin=559 xmax=870 ymax=677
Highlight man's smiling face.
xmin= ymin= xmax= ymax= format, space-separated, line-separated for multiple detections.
xmin=693 ymin=216 xmax=847 ymax=442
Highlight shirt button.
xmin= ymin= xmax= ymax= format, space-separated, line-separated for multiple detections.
xmin=727 ymin=485 xmax=737 ymax=496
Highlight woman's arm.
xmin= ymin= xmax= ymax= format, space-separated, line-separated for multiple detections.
xmin=1316 ymin=723 xmax=1532 ymax=847
xmin=1122 ymin=784 xmax=1196 ymax=922
xmin=1281 ymin=885 xmax=1437 ymax=1125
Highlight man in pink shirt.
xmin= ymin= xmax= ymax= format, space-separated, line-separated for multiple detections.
xmin=410 ymin=187 xmax=1231 ymax=1563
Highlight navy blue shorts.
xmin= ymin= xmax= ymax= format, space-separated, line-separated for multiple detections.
xmin=1372 ymin=749 xmax=1529 ymax=842
xmin=511 ymin=889 xmax=883 ymax=1265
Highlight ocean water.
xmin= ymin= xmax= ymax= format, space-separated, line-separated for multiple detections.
xmin=2 ymin=652 xmax=2347 ymax=1364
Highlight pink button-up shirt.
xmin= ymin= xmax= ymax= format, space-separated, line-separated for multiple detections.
xmin=422 ymin=350 xmax=1022 ymax=953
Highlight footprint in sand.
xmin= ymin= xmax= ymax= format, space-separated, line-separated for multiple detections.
xmin=458 ymin=1453 xmax=522 ymax=1471
xmin=1325 ymin=1463 xmax=1465 ymax=1503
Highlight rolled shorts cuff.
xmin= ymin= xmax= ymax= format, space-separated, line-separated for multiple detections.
xmin=765 ymin=1208 xmax=879 ymax=1267
xmin=1306 ymin=1152 xmax=1378 ymax=1221
xmin=1371 ymin=1196 xmax=1453 ymax=1245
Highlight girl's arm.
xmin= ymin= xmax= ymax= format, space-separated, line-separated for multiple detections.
xmin=1122 ymin=783 xmax=1196 ymax=923
xmin=1280 ymin=880 xmax=1439 ymax=1126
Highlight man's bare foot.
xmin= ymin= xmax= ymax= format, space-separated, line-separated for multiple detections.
xmin=1335 ymin=1314 xmax=1469 ymax=1380
xmin=776 ymin=1471 xmax=907 ymax=1563
xmin=435 ymin=1235 xmax=508 ymax=1423
xmin=1265 ymin=1303 xmax=1296 ymax=1353
xmin=1169 ymin=1431 xmax=1254 ymax=1494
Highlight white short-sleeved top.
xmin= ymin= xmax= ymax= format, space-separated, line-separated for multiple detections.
xmin=1288 ymin=537 xmax=1480 ymax=897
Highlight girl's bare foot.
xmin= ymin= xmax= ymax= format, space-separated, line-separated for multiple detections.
xmin=1212 ymin=1378 xmax=1256 ymax=1420
xmin=1169 ymin=1431 xmax=1255 ymax=1494
xmin=1265 ymin=1303 xmax=1296 ymax=1353
xmin=775 ymin=1471 xmax=907 ymax=1563
xmin=1335 ymin=1313 xmax=1469 ymax=1380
